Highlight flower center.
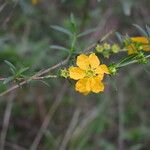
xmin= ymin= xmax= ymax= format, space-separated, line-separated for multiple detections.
xmin=86 ymin=69 xmax=95 ymax=77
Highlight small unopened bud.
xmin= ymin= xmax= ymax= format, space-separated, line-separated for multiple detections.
xmin=103 ymin=43 xmax=111 ymax=50
xmin=137 ymin=52 xmax=148 ymax=64
xmin=108 ymin=64 xmax=117 ymax=75
xmin=96 ymin=44 xmax=104 ymax=52
xmin=112 ymin=44 xmax=120 ymax=53
xmin=60 ymin=68 xmax=69 ymax=78
xmin=103 ymin=50 xmax=110 ymax=58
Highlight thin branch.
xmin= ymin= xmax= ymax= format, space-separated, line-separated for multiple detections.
xmin=0 ymin=75 xmax=57 ymax=82
xmin=0 ymin=56 xmax=70 ymax=97
xmin=30 ymin=83 xmax=67 ymax=150
xmin=0 ymin=93 xmax=15 ymax=150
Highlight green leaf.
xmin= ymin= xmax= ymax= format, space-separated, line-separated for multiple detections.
xmin=50 ymin=25 xmax=72 ymax=36
xmin=146 ymin=25 xmax=150 ymax=38
xmin=17 ymin=67 xmax=29 ymax=75
xmin=77 ymin=28 xmax=97 ymax=38
xmin=118 ymin=54 xmax=137 ymax=65
xmin=50 ymin=45 xmax=69 ymax=52
xmin=4 ymin=60 xmax=16 ymax=71
xmin=115 ymin=32 xmax=123 ymax=44
xmin=10 ymin=68 xmax=16 ymax=75
xmin=133 ymin=24 xmax=148 ymax=37
xmin=70 ymin=13 xmax=77 ymax=33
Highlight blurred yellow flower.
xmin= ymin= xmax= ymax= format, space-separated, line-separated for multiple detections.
xmin=32 ymin=0 xmax=40 ymax=5
xmin=69 ymin=53 xmax=109 ymax=95
xmin=127 ymin=36 xmax=150 ymax=54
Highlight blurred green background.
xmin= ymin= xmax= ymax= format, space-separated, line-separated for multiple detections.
xmin=0 ymin=0 xmax=150 ymax=150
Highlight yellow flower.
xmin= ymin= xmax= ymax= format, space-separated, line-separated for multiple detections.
xmin=69 ymin=53 xmax=109 ymax=95
xmin=127 ymin=36 xmax=150 ymax=54
xmin=32 ymin=0 xmax=40 ymax=5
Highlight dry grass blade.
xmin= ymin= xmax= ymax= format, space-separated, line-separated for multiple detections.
xmin=59 ymin=108 xmax=80 ymax=150
xmin=30 ymin=82 xmax=68 ymax=150
xmin=0 ymin=93 xmax=15 ymax=150
xmin=72 ymin=98 xmax=108 ymax=139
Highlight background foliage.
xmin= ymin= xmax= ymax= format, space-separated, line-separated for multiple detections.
xmin=0 ymin=0 xmax=150 ymax=149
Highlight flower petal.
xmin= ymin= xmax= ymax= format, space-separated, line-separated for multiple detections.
xmin=127 ymin=44 xmax=138 ymax=55
xmin=85 ymin=78 xmax=91 ymax=92
xmin=76 ymin=54 xmax=89 ymax=70
xmin=96 ymin=74 xmax=104 ymax=81
xmin=89 ymin=53 xmax=100 ymax=68
xmin=95 ymin=64 xmax=110 ymax=74
xmin=75 ymin=78 xmax=90 ymax=94
xmin=143 ymin=45 xmax=150 ymax=51
xmin=90 ymin=77 xmax=104 ymax=93
xmin=131 ymin=37 xmax=149 ymax=44
xmin=69 ymin=67 xmax=85 ymax=80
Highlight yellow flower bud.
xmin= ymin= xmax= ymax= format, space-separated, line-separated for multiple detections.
xmin=96 ymin=44 xmax=104 ymax=52
xmin=60 ymin=68 xmax=69 ymax=78
xmin=103 ymin=43 xmax=111 ymax=50
xmin=112 ymin=44 xmax=120 ymax=53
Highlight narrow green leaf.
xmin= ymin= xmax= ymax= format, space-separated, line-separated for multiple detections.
xmin=4 ymin=60 xmax=16 ymax=71
xmin=77 ymin=28 xmax=97 ymax=38
xmin=146 ymin=25 xmax=150 ymax=38
xmin=70 ymin=13 xmax=76 ymax=25
xmin=18 ymin=67 xmax=29 ymax=75
xmin=115 ymin=32 xmax=123 ymax=44
xmin=10 ymin=68 xmax=16 ymax=75
xmin=133 ymin=24 xmax=148 ymax=37
xmin=70 ymin=13 xmax=77 ymax=33
xmin=50 ymin=45 xmax=69 ymax=52
xmin=50 ymin=25 xmax=72 ymax=36
xmin=118 ymin=54 xmax=137 ymax=66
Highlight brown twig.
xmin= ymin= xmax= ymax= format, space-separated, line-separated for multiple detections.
xmin=0 ymin=56 xmax=70 ymax=97
xmin=30 ymin=83 xmax=67 ymax=150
